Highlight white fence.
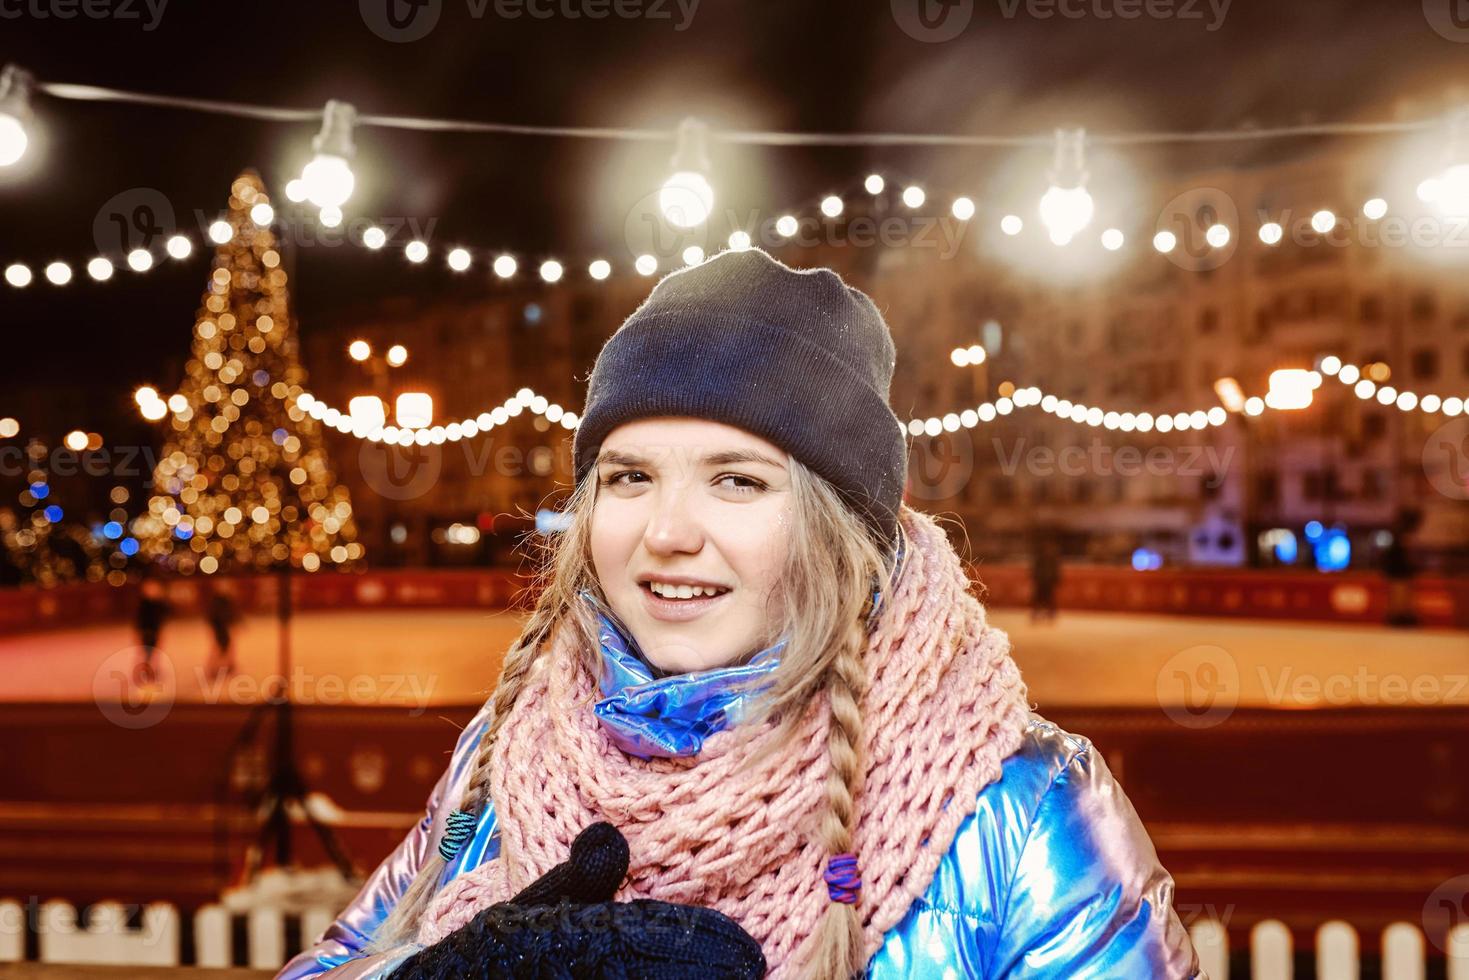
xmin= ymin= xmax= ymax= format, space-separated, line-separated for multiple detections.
xmin=0 ymin=898 xmax=337 ymax=970
xmin=4 ymin=901 xmax=1469 ymax=975
xmin=1186 ymin=918 xmax=1469 ymax=979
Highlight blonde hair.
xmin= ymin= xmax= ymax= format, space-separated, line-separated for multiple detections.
xmin=372 ymin=458 xmax=898 ymax=979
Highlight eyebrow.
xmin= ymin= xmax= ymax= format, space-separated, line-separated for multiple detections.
xmin=596 ymin=448 xmax=787 ymax=470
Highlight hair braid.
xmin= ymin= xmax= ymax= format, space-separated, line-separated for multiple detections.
xmin=809 ymin=615 xmax=868 ymax=979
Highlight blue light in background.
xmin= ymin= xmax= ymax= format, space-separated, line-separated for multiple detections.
xmin=1314 ymin=528 xmax=1351 ymax=572
xmin=42 ymin=505 xmax=63 ymax=523
xmin=102 ymin=521 xmax=123 ymax=539
xmin=29 ymin=482 xmax=49 ymax=500
xmin=119 ymin=537 xmax=139 ymax=556
xmin=1131 ymin=547 xmax=1162 ymax=571
xmin=1272 ymin=531 xmax=1298 ymax=564
xmin=174 ymin=525 xmax=193 ymax=541
xmin=1304 ymin=520 xmax=1324 ymax=541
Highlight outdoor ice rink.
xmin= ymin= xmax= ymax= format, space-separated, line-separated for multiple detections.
xmin=6 ymin=607 xmax=1466 ymax=711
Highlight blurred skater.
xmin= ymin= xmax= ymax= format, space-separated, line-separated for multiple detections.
xmin=134 ymin=573 xmax=170 ymax=685
xmin=206 ymin=580 xmax=241 ymax=679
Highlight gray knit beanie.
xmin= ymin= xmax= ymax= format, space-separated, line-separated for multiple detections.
xmin=573 ymin=247 xmax=908 ymax=547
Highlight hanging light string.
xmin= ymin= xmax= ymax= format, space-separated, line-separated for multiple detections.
xmin=2 ymin=350 xmax=1459 ymax=450
xmin=32 ymin=77 xmax=1443 ymax=147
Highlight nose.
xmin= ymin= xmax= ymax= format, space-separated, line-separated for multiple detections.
xmin=641 ymin=484 xmax=704 ymax=557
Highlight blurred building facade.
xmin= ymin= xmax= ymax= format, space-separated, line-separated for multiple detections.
xmin=303 ymin=150 xmax=1469 ymax=573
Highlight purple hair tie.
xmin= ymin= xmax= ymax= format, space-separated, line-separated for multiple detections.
xmin=824 ymin=852 xmax=862 ymax=904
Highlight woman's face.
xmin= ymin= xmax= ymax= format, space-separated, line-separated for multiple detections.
xmin=590 ymin=417 xmax=793 ymax=674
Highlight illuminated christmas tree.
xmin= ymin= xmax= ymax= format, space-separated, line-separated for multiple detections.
xmin=133 ymin=172 xmax=362 ymax=575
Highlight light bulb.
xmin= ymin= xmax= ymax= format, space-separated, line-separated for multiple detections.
xmin=405 ymin=240 xmax=428 ymax=263
xmin=0 ymin=66 xmax=33 ymax=168
xmin=4 ymin=263 xmax=30 ymax=287
xmin=362 ymin=226 xmax=386 ymax=249
xmin=660 ymin=117 xmax=714 ymax=228
xmin=386 ymin=344 xmax=408 ymax=367
xmin=865 ymin=174 xmax=885 ymax=194
xmin=1153 ymin=230 xmax=1177 ymax=253
xmin=659 ymin=171 xmax=714 ymax=228
xmin=1205 ymin=223 xmax=1231 ymax=248
xmin=682 ymin=245 xmax=704 ymax=266
xmin=951 ymin=197 xmax=975 ymax=221
xmin=208 ymin=220 xmax=232 ymax=244
xmin=284 ymin=179 xmax=307 ymax=203
xmin=1000 ymin=214 xmax=1023 ymax=236
xmin=1101 ymin=228 xmax=1124 ymax=251
xmin=1432 ymin=163 xmax=1469 ymax=216
xmin=1362 ymin=197 xmax=1387 ymax=220
xmin=1258 ymin=222 xmax=1283 ymax=245
xmin=0 ymin=112 xmax=26 ymax=167
xmin=447 ymin=247 xmax=471 ymax=271
xmin=126 ymin=249 xmax=152 ymax=272
xmin=493 ymin=254 xmax=517 ymax=278
xmin=302 ymin=154 xmax=354 ymax=209
xmin=250 ymin=203 xmax=274 ymax=226
xmin=634 ymin=254 xmax=658 ymax=276
xmin=87 ymin=257 xmax=114 ymax=281
xmin=775 ymin=214 xmax=798 ymax=237
xmin=820 ymin=195 xmax=843 ymax=218
xmin=44 ymin=261 xmax=71 ymax=285
xmin=901 ymin=186 xmax=925 ymax=209
xmin=588 ymin=259 xmax=611 ymax=280
xmin=540 ymin=259 xmax=563 ymax=282
xmin=166 ymin=235 xmax=192 ymax=259
xmin=1310 ymin=209 xmax=1337 ymax=234
xmin=728 ymin=230 xmax=751 ymax=250
xmin=1038 ymin=184 xmax=1095 ymax=245
xmin=318 ymin=205 xmax=343 ymax=229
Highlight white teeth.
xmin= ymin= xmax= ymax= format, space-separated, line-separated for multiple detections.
xmin=649 ymin=581 xmax=727 ymax=599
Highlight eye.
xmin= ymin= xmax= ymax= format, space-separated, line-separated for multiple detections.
xmin=716 ymin=473 xmax=766 ymax=494
xmin=600 ymin=469 xmax=648 ymax=488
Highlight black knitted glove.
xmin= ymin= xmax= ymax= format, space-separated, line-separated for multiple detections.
xmin=388 ymin=822 xmax=767 ymax=979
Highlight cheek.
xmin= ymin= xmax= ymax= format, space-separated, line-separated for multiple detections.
xmin=589 ymin=503 xmax=638 ymax=583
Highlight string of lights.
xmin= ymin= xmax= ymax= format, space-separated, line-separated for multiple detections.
xmin=4 ymin=65 xmax=1469 ymax=281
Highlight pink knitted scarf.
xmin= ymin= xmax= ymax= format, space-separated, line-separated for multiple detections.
xmin=417 ymin=508 xmax=1032 ymax=976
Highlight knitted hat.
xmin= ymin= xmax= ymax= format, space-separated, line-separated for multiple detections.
xmin=573 ymin=247 xmax=908 ymax=546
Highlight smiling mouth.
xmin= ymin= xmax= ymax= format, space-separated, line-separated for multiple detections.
xmin=640 ymin=581 xmax=732 ymax=600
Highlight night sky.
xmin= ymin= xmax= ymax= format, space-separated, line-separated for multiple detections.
xmin=1 ymin=0 xmax=1464 ymax=428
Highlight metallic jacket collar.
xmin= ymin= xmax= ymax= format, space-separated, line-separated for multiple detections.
xmin=582 ymin=524 xmax=907 ymax=760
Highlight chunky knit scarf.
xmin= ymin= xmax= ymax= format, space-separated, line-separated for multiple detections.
xmin=417 ymin=508 xmax=1032 ymax=977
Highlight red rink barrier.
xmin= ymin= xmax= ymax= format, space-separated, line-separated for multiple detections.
xmin=0 ymin=564 xmax=1464 ymax=634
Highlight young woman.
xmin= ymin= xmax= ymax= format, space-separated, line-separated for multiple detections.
xmin=278 ymin=247 xmax=1201 ymax=979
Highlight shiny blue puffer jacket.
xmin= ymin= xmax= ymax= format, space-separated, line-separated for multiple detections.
xmin=278 ymin=584 xmax=1201 ymax=978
